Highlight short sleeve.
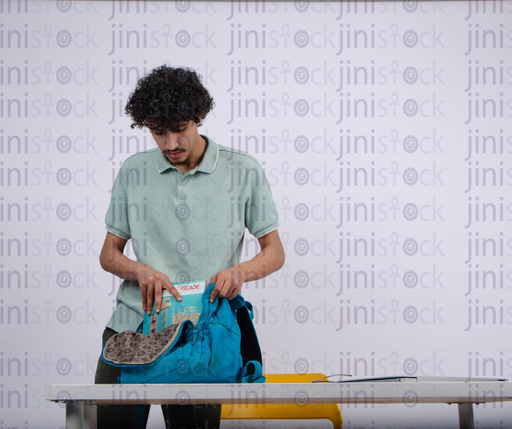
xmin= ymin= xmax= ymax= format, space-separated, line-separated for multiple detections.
xmin=105 ymin=166 xmax=131 ymax=240
xmin=244 ymin=160 xmax=279 ymax=238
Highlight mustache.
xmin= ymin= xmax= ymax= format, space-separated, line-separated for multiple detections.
xmin=163 ymin=149 xmax=185 ymax=153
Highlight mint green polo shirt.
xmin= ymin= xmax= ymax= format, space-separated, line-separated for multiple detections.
xmin=104 ymin=135 xmax=279 ymax=332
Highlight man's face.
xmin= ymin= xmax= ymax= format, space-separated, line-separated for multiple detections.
xmin=149 ymin=120 xmax=203 ymax=168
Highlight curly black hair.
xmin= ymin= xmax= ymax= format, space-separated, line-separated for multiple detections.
xmin=125 ymin=65 xmax=215 ymax=132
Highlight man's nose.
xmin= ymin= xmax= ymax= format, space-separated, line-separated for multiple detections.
xmin=163 ymin=132 xmax=181 ymax=150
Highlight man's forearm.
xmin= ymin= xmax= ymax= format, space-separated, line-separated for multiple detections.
xmin=100 ymin=233 xmax=183 ymax=312
xmin=99 ymin=242 xmax=146 ymax=282
xmin=231 ymin=238 xmax=285 ymax=283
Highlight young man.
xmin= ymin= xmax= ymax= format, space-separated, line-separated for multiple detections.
xmin=95 ymin=66 xmax=285 ymax=428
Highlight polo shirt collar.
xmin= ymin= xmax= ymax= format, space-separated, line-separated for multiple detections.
xmin=156 ymin=135 xmax=218 ymax=175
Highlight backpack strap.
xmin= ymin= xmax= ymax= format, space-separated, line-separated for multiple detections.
xmin=240 ymin=360 xmax=266 ymax=384
xmin=236 ymin=301 xmax=263 ymax=369
xmin=226 ymin=293 xmax=265 ymax=382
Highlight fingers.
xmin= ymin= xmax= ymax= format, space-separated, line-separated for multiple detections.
xmin=154 ymin=277 xmax=162 ymax=313
xmin=209 ymin=274 xmax=217 ymax=287
xmin=210 ymin=283 xmax=221 ymax=303
xmin=164 ymin=283 xmax=182 ymax=302
xmin=141 ymin=284 xmax=148 ymax=314
xmin=138 ymin=270 xmax=152 ymax=315
xmin=146 ymin=282 xmax=154 ymax=316
xmin=154 ymin=274 xmax=184 ymax=313
xmin=210 ymin=273 xmax=241 ymax=303
xmin=228 ymin=289 xmax=239 ymax=300
xmin=139 ymin=270 xmax=180 ymax=315
xmin=210 ymin=278 xmax=231 ymax=303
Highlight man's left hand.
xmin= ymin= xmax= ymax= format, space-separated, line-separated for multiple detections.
xmin=209 ymin=267 xmax=244 ymax=303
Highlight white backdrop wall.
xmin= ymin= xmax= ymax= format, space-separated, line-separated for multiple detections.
xmin=1 ymin=0 xmax=511 ymax=428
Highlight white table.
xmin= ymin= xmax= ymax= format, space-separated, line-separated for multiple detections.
xmin=46 ymin=377 xmax=512 ymax=429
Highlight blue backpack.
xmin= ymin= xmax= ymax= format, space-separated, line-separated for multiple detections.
xmin=101 ymin=283 xmax=265 ymax=384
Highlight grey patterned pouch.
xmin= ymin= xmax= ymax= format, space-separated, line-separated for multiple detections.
xmin=102 ymin=321 xmax=186 ymax=365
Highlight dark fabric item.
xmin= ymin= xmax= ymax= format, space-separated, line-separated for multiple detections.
xmin=95 ymin=327 xmax=222 ymax=429
xmin=237 ymin=305 xmax=262 ymax=369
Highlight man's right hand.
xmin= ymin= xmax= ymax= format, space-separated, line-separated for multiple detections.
xmin=136 ymin=267 xmax=182 ymax=315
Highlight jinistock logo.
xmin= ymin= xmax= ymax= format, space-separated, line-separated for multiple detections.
xmin=225 ymin=90 xmax=445 ymax=125
xmin=225 ymin=22 xmax=445 ymax=56
xmin=225 ymin=1 xmax=448 ymax=22
xmin=463 ymin=231 xmax=508 ymax=264
xmin=108 ymin=0 xmax=217 ymax=20
xmin=0 ymin=298 xmax=98 ymax=325
xmin=466 ymin=351 xmax=508 ymax=379
xmin=0 ymin=161 xmax=98 ymax=186
xmin=107 ymin=23 xmax=216 ymax=56
xmin=464 ymin=298 xmax=509 ymax=331
xmin=0 ymin=23 xmax=98 ymax=49
xmin=283 ymin=230 xmax=445 ymax=262
xmin=464 ymin=196 xmax=508 ymax=229
xmin=464 ymin=23 xmax=508 ymax=56
xmin=286 ymin=195 xmax=445 ymax=227
xmin=464 ymin=59 xmax=507 ymax=92
xmin=292 ymin=263 xmax=445 ymax=295
xmin=262 ymin=349 xmax=447 ymax=378
xmin=464 ymin=263 xmax=508 ymax=296
xmin=464 ymin=92 xmax=507 ymax=125
xmin=0 ymin=196 xmax=98 ymax=222
xmin=0 ymin=92 xmax=98 ymax=118
xmin=0 ymin=129 xmax=99 ymax=156
xmin=465 ymin=0 xmax=508 ymax=20
xmin=107 ymin=59 xmax=149 ymax=92
xmin=464 ymin=128 xmax=508 ymax=161
xmin=229 ymin=128 xmax=445 ymax=157
xmin=108 ymin=129 xmax=155 ymax=159
xmin=274 ymin=230 xmax=445 ymax=264
xmin=249 ymin=297 xmax=445 ymax=330
xmin=0 ymin=59 xmax=98 ymax=86
xmin=226 ymin=59 xmax=445 ymax=92
xmin=0 ymin=350 xmax=99 ymax=377
xmin=0 ymin=231 xmax=98 ymax=258
xmin=232 ymin=160 xmax=445 ymax=189
xmin=0 ymin=0 xmax=98 ymax=14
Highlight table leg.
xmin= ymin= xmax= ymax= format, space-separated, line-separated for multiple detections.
xmin=83 ymin=404 xmax=97 ymax=429
xmin=457 ymin=403 xmax=475 ymax=429
xmin=66 ymin=401 xmax=84 ymax=429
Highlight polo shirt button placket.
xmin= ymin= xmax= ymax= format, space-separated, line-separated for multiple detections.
xmin=177 ymin=173 xmax=187 ymax=200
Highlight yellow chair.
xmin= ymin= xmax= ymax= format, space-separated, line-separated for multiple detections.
xmin=221 ymin=373 xmax=342 ymax=428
